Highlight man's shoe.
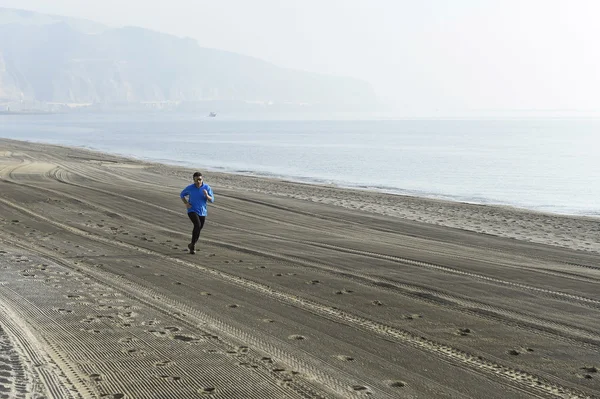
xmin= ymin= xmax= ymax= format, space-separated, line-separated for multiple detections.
xmin=188 ymin=243 xmax=195 ymax=254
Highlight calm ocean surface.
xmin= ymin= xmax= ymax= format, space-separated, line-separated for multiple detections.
xmin=1 ymin=113 xmax=599 ymax=217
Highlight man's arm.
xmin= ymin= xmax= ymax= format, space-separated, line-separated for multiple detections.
xmin=204 ymin=187 xmax=214 ymax=203
xmin=180 ymin=188 xmax=191 ymax=208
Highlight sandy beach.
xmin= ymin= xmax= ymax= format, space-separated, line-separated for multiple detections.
xmin=0 ymin=138 xmax=599 ymax=399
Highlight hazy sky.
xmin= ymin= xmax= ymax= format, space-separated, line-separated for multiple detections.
xmin=1 ymin=0 xmax=599 ymax=116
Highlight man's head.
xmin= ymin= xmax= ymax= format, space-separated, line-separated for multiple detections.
xmin=193 ymin=172 xmax=203 ymax=185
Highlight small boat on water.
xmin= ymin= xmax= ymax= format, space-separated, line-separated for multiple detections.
xmin=208 ymin=112 xmax=217 ymax=117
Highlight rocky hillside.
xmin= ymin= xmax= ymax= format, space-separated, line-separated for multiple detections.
xmin=0 ymin=8 xmax=378 ymax=111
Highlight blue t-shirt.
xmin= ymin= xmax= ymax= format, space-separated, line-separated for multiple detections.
xmin=180 ymin=183 xmax=214 ymax=216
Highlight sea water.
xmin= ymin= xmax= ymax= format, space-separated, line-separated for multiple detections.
xmin=1 ymin=113 xmax=598 ymax=217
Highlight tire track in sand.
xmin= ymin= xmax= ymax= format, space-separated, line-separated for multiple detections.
xmin=0 ymin=197 xmax=596 ymax=399
xmin=6 ymin=169 xmax=600 ymax=350
xmin=36 ymin=151 xmax=600 ymax=272
xmin=0 ymin=234 xmax=384 ymax=399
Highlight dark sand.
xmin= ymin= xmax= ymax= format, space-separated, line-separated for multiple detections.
xmin=0 ymin=138 xmax=599 ymax=398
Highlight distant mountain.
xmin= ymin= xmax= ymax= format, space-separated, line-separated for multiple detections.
xmin=0 ymin=8 xmax=378 ymax=111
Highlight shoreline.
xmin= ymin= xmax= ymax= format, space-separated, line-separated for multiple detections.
xmin=2 ymin=133 xmax=598 ymax=218
xmin=72 ymin=150 xmax=600 ymax=219
xmin=2 ymin=137 xmax=599 ymax=254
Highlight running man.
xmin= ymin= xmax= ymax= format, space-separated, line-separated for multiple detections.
xmin=180 ymin=172 xmax=214 ymax=254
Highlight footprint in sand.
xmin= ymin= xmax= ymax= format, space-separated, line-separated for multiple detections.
xmin=273 ymin=368 xmax=299 ymax=382
xmin=198 ymin=386 xmax=216 ymax=395
xmin=122 ymin=348 xmax=146 ymax=356
xmin=54 ymin=308 xmax=74 ymax=314
xmin=456 ymin=328 xmax=472 ymax=336
xmin=577 ymin=366 xmax=596 ymax=379
xmin=580 ymin=366 xmax=597 ymax=378
xmin=172 ymin=335 xmax=201 ymax=344
xmin=388 ymin=380 xmax=406 ymax=388
xmin=158 ymin=375 xmax=181 ymax=382
xmin=81 ymin=329 xmax=101 ymax=334
xmin=351 ymin=385 xmax=369 ymax=392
